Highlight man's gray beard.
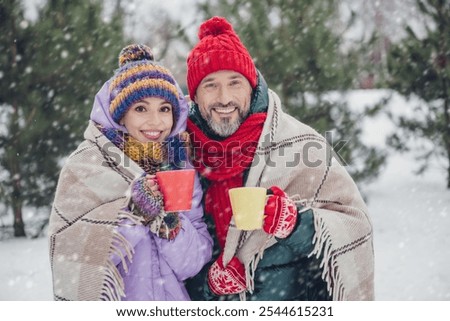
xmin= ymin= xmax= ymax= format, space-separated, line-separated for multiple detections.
xmin=205 ymin=108 xmax=250 ymax=137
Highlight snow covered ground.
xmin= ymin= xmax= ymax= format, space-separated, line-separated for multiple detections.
xmin=0 ymin=236 xmax=52 ymax=300
xmin=369 ymin=153 xmax=450 ymax=300
xmin=0 ymin=90 xmax=449 ymax=301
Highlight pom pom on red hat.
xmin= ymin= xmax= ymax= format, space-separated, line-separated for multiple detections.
xmin=187 ymin=16 xmax=257 ymax=100
xmin=198 ymin=16 xmax=233 ymax=39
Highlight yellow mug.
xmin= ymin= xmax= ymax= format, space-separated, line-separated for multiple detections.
xmin=228 ymin=187 xmax=267 ymax=230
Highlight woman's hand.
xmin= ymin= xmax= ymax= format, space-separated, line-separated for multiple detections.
xmin=131 ymin=174 xmax=162 ymax=218
xmin=145 ymin=175 xmax=161 ymax=197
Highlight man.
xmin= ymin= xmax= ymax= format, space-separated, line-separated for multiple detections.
xmin=185 ymin=16 xmax=374 ymax=300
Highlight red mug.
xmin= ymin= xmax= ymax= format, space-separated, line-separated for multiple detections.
xmin=155 ymin=169 xmax=195 ymax=212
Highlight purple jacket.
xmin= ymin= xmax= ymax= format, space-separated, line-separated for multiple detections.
xmin=91 ymin=81 xmax=213 ymax=300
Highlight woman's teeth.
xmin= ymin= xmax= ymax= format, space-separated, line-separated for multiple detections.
xmin=142 ymin=131 xmax=161 ymax=139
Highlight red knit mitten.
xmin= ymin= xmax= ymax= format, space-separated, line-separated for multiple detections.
xmin=263 ymin=186 xmax=298 ymax=238
xmin=207 ymin=253 xmax=246 ymax=296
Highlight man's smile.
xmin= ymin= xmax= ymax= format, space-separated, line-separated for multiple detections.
xmin=212 ymin=106 xmax=238 ymax=116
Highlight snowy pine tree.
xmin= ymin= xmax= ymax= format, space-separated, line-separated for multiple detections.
xmin=386 ymin=0 xmax=450 ymax=188
xmin=0 ymin=0 xmax=126 ymax=236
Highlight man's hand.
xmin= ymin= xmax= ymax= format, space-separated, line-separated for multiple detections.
xmin=208 ymin=253 xmax=246 ymax=295
xmin=263 ymin=186 xmax=298 ymax=238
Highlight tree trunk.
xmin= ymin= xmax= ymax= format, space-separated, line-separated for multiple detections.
xmin=11 ymin=111 xmax=25 ymax=237
xmin=13 ymin=206 xmax=26 ymax=238
xmin=447 ymin=152 xmax=450 ymax=189
xmin=8 ymin=15 xmax=26 ymax=237
xmin=442 ymin=63 xmax=449 ymax=186
xmin=444 ymin=93 xmax=450 ymax=189
xmin=443 ymin=77 xmax=450 ymax=188
xmin=436 ymin=2 xmax=450 ymax=188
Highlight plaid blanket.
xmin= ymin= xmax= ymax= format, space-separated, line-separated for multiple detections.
xmin=48 ymin=122 xmax=143 ymax=300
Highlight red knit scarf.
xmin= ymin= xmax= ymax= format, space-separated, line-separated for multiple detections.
xmin=187 ymin=113 xmax=266 ymax=249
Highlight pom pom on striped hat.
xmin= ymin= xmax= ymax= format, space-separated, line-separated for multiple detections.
xmin=109 ymin=44 xmax=180 ymax=124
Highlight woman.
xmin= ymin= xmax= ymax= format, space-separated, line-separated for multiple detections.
xmin=48 ymin=44 xmax=212 ymax=301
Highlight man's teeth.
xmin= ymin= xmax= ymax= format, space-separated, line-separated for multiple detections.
xmin=214 ymin=107 xmax=236 ymax=114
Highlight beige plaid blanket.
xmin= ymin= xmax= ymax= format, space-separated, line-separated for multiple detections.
xmin=48 ymin=122 xmax=143 ymax=300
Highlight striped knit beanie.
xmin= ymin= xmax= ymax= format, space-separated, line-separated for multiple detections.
xmin=186 ymin=16 xmax=257 ymax=101
xmin=109 ymin=44 xmax=180 ymax=124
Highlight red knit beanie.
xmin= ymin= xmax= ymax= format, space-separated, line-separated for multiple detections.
xmin=187 ymin=16 xmax=257 ymax=100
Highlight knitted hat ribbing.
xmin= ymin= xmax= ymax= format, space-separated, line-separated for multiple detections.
xmin=186 ymin=16 xmax=257 ymax=100
xmin=109 ymin=44 xmax=180 ymax=124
